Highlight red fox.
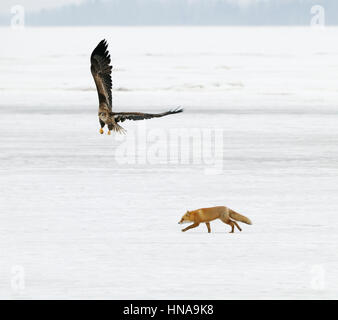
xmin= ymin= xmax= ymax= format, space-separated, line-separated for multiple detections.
xmin=178 ymin=206 xmax=252 ymax=233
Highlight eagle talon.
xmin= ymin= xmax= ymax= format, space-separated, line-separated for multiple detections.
xmin=99 ymin=128 xmax=104 ymax=134
xmin=107 ymin=130 xmax=111 ymax=135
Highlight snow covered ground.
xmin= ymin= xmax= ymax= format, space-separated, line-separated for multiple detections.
xmin=0 ymin=26 xmax=338 ymax=299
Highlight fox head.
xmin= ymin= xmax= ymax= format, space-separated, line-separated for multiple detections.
xmin=178 ymin=211 xmax=192 ymax=224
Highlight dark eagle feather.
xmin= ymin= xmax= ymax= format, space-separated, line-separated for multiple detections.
xmin=90 ymin=39 xmax=113 ymax=109
xmin=114 ymin=108 xmax=183 ymax=123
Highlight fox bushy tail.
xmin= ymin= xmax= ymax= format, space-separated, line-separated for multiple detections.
xmin=229 ymin=209 xmax=252 ymax=225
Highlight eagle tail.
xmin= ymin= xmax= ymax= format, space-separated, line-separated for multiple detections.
xmin=113 ymin=123 xmax=127 ymax=135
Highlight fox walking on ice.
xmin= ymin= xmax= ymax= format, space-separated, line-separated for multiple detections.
xmin=178 ymin=206 xmax=252 ymax=233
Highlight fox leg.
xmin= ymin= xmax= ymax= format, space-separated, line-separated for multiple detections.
xmin=205 ymin=222 xmax=211 ymax=233
xmin=228 ymin=221 xmax=235 ymax=233
xmin=220 ymin=217 xmax=235 ymax=233
xmin=232 ymin=220 xmax=242 ymax=232
xmin=182 ymin=223 xmax=200 ymax=232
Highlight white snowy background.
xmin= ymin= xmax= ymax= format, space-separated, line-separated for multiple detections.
xmin=0 ymin=26 xmax=337 ymax=299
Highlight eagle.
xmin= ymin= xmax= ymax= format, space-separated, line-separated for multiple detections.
xmin=90 ymin=39 xmax=183 ymax=134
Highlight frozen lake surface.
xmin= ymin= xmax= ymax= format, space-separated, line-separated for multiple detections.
xmin=0 ymin=27 xmax=338 ymax=299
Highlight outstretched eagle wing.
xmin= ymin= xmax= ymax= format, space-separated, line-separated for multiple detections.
xmin=90 ymin=39 xmax=113 ymax=110
xmin=113 ymin=108 xmax=183 ymax=123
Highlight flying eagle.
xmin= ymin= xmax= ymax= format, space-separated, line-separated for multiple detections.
xmin=90 ymin=39 xmax=183 ymax=134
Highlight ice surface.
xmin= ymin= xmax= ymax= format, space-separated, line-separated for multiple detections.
xmin=0 ymin=27 xmax=337 ymax=299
